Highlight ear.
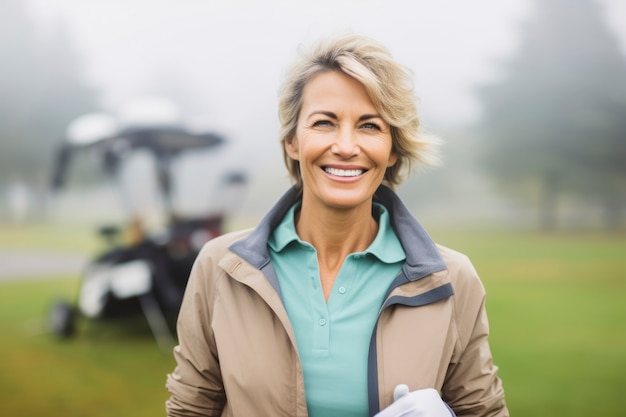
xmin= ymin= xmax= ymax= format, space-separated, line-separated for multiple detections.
xmin=284 ymin=136 xmax=300 ymax=161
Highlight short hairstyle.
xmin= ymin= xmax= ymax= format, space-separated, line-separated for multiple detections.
xmin=278 ymin=33 xmax=440 ymax=189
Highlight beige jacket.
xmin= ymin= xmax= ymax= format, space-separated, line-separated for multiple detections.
xmin=166 ymin=186 xmax=508 ymax=417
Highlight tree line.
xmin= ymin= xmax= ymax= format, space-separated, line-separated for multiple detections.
xmin=475 ymin=0 xmax=626 ymax=230
xmin=0 ymin=0 xmax=97 ymax=221
xmin=1 ymin=0 xmax=624 ymax=230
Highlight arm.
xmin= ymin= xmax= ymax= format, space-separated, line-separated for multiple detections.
xmin=165 ymin=250 xmax=227 ymax=417
xmin=442 ymin=254 xmax=508 ymax=417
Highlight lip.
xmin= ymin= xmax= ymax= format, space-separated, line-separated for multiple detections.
xmin=321 ymin=164 xmax=368 ymax=181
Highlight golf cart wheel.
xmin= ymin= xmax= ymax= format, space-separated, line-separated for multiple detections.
xmin=49 ymin=300 xmax=76 ymax=338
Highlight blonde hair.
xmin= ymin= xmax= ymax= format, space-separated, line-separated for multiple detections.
xmin=278 ymin=33 xmax=440 ymax=189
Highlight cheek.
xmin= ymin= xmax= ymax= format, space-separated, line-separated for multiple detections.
xmin=296 ymin=131 xmax=326 ymax=155
xmin=372 ymin=141 xmax=396 ymax=166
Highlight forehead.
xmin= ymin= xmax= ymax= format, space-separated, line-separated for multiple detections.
xmin=300 ymin=71 xmax=376 ymax=111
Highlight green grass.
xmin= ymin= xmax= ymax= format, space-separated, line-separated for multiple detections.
xmin=433 ymin=229 xmax=626 ymax=416
xmin=0 ymin=277 xmax=175 ymax=416
xmin=1 ymin=224 xmax=625 ymax=416
xmin=0 ymin=222 xmax=174 ymax=416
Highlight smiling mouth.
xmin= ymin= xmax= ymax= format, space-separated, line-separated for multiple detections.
xmin=323 ymin=167 xmax=365 ymax=177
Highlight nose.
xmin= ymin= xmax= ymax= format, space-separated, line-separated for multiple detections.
xmin=331 ymin=125 xmax=360 ymax=158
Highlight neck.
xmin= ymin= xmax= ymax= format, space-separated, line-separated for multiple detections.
xmin=295 ymin=194 xmax=379 ymax=301
xmin=295 ymin=198 xmax=378 ymax=261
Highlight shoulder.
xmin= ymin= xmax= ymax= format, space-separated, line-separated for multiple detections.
xmin=187 ymin=229 xmax=254 ymax=287
xmin=198 ymin=228 xmax=254 ymax=259
xmin=435 ymin=243 xmax=486 ymax=299
xmin=435 ymin=244 xmax=473 ymax=274
xmin=435 ymin=244 xmax=489 ymax=354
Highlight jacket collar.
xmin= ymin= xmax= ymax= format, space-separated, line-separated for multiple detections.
xmin=229 ymin=184 xmax=447 ymax=282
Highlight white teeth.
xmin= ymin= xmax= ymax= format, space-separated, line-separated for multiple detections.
xmin=324 ymin=167 xmax=364 ymax=177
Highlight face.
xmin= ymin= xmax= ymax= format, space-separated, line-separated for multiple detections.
xmin=285 ymin=70 xmax=397 ymax=212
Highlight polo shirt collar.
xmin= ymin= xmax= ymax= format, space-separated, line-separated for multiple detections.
xmin=267 ymin=203 xmax=300 ymax=253
xmin=267 ymin=201 xmax=405 ymax=264
xmin=367 ymin=203 xmax=405 ymax=263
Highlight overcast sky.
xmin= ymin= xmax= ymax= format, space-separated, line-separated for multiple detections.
xmin=23 ymin=0 xmax=626 ymax=167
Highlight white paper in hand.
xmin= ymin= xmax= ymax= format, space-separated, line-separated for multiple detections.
xmin=374 ymin=386 xmax=454 ymax=417
xmin=393 ymin=384 xmax=410 ymax=401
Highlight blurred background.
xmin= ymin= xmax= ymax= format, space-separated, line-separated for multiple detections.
xmin=1 ymin=0 xmax=625 ymax=416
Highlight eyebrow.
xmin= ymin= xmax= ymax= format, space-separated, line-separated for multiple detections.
xmin=306 ymin=111 xmax=385 ymax=122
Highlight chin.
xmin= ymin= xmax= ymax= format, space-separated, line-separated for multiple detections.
xmin=320 ymin=189 xmax=374 ymax=210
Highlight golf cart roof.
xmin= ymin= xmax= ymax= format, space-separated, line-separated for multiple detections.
xmin=51 ymin=111 xmax=227 ymax=190
xmin=86 ymin=125 xmax=224 ymax=156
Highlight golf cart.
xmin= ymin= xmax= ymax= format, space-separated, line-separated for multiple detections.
xmin=48 ymin=99 xmax=246 ymax=350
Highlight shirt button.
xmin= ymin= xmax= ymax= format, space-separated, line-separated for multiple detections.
xmin=318 ymin=318 xmax=327 ymax=326
xmin=338 ymin=286 xmax=346 ymax=294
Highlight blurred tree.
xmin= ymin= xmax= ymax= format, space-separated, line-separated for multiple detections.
xmin=476 ymin=0 xmax=626 ymax=230
xmin=0 ymin=0 xmax=97 ymax=220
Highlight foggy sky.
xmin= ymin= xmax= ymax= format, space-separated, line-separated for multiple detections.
xmin=20 ymin=0 xmax=626 ymax=200
xmin=6 ymin=0 xmax=624 ymax=227
xmin=26 ymin=1 xmax=532 ymax=125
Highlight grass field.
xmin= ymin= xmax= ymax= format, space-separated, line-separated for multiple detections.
xmin=1 ymin=222 xmax=625 ymax=416
xmin=434 ymin=229 xmax=626 ymax=416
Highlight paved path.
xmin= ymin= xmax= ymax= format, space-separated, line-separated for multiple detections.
xmin=0 ymin=250 xmax=89 ymax=282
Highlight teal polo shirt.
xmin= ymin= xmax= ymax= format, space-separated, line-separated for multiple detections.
xmin=268 ymin=202 xmax=406 ymax=417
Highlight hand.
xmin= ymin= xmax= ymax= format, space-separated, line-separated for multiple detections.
xmin=374 ymin=385 xmax=455 ymax=417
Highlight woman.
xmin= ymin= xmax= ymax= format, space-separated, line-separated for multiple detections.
xmin=166 ymin=33 xmax=508 ymax=417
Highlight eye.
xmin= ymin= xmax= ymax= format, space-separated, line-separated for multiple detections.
xmin=312 ymin=119 xmax=334 ymax=128
xmin=360 ymin=122 xmax=382 ymax=131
